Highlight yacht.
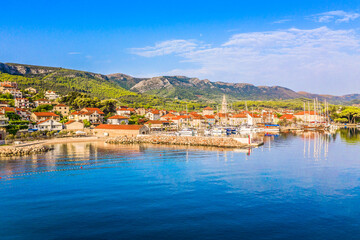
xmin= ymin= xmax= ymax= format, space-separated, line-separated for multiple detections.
xmin=177 ymin=128 xmax=196 ymax=136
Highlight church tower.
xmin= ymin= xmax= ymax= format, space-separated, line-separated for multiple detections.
xmin=221 ymin=94 xmax=227 ymax=113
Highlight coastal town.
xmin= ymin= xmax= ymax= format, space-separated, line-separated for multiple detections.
xmin=0 ymin=81 xmax=354 ymax=151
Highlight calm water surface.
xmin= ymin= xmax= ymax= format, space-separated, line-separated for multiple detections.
xmin=1 ymin=129 xmax=360 ymax=240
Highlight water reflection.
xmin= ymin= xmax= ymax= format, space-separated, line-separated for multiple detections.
xmin=1 ymin=129 xmax=360 ymax=180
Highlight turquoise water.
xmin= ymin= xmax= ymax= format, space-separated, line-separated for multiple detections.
xmin=1 ymin=129 xmax=360 ymax=239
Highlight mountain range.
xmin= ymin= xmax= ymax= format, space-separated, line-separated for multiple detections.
xmin=1 ymin=62 xmax=359 ymax=104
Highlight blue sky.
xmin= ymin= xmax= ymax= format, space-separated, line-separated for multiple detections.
xmin=1 ymin=0 xmax=360 ymax=95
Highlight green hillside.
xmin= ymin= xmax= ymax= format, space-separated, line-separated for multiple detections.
xmin=0 ymin=64 xmax=135 ymax=99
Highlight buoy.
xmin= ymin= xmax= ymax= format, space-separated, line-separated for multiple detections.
xmin=81 ymin=166 xmax=83 ymax=169
xmin=160 ymin=154 xmax=161 ymax=156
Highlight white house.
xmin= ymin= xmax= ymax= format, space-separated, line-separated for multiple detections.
xmin=107 ymin=115 xmax=129 ymax=125
xmin=36 ymin=119 xmax=63 ymax=131
xmin=34 ymin=99 xmax=52 ymax=107
xmin=45 ymin=91 xmax=59 ymax=100
xmin=15 ymin=98 xmax=31 ymax=108
xmin=145 ymin=110 xmax=160 ymax=120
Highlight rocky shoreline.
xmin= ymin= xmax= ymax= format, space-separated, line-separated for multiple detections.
xmin=105 ymin=135 xmax=250 ymax=148
xmin=0 ymin=145 xmax=53 ymax=157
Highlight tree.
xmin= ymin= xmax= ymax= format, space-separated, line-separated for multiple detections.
xmin=83 ymin=119 xmax=91 ymax=128
xmin=337 ymin=107 xmax=360 ymax=123
xmin=32 ymin=104 xmax=53 ymax=112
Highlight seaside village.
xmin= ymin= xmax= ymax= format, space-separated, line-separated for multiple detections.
xmin=0 ymin=81 xmax=334 ymax=145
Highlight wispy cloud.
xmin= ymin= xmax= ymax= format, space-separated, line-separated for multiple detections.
xmin=313 ymin=10 xmax=360 ymax=23
xmin=68 ymin=52 xmax=81 ymax=55
xmin=272 ymin=19 xmax=291 ymax=24
xmin=129 ymin=39 xmax=204 ymax=57
xmin=130 ymin=27 xmax=360 ymax=94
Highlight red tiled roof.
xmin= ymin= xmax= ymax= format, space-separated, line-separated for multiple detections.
xmin=294 ymin=111 xmax=317 ymax=115
xmin=161 ymin=113 xmax=176 ymax=119
xmin=1 ymin=84 xmax=15 ymax=88
xmin=108 ymin=115 xmax=129 ymax=119
xmin=95 ymin=124 xmax=144 ymax=130
xmin=71 ymin=111 xmax=92 ymax=115
xmin=83 ymin=108 xmax=104 ymax=115
xmin=33 ymin=112 xmax=59 ymax=117
xmin=203 ymin=106 xmax=214 ymax=110
xmin=151 ymin=110 xmax=160 ymax=114
xmin=231 ymin=113 xmax=247 ymax=118
xmin=146 ymin=120 xmax=169 ymax=124
xmin=65 ymin=120 xmax=75 ymax=125
xmin=37 ymin=119 xmax=51 ymax=125
xmin=204 ymin=115 xmax=215 ymax=119
xmin=2 ymin=107 xmax=15 ymax=112
xmin=55 ymin=104 xmax=68 ymax=107
xmin=280 ymin=114 xmax=296 ymax=120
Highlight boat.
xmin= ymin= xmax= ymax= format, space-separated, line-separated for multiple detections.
xmin=211 ymin=127 xmax=226 ymax=136
xmin=263 ymin=124 xmax=280 ymax=133
xmin=177 ymin=128 xmax=196 ymax=136
xmin=239 ymin=125 xmax=260 ymax=133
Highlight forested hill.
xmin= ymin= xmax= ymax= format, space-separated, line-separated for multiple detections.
xmin=0 ymin=62 xmax=135 ymax=99
xmin=1 ymin=62 xmax=360 ymax=104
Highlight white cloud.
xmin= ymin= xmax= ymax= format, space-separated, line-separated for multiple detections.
xmin=130 ymin=27 xmax=360 ymax=94
xmin=272 ymin=19 xmax=291 ymax=24
xmin=313 ymin=10 xmax=360 ymax=23
xmin=129 ymin=39 xmax=202 ymax=57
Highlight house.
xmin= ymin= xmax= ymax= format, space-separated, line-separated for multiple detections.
xmin=53 ymin=104 xmax=70 ymax=116
xmin=171 ymin=115 xmax=191 ymax=127
xmin=69 ymin=111 xmax=92 ymax=122
xmin=0 ymin=109 xmax=9 ymax=127
xmin=116 ymin=107 xmax=133 ymax=116
xmin=16 ymin=108 xmax=31 ymax=120
xmin=25 ymin=87 xmax=37 ymax=94
xmin=69 ymin=108 xmax=104 ymax=124
xmin=0 ymin=82 xmax=18 ymax=89
xmin=107 ymin=115 xmax=129 ymax=125
xmin=204 ymin=115 xmax=216 ymax=125
xmin=34 ymin=99 xmax=52 ymax=107
xmin=80 ymin=108 xmax=104 ymax=124
xmin=191 ymin=116 xmax=206 ymax=128
xmin=145 ymin=110 xmax=160 ymax=120
xmin=229 ymin=113 xmax=248 ymax=126
xmin=0 ymin=84 xmax=16 ymax=92
xmin=145 ymin=120 xmax=170 ymax=131
xmin=45 ymin=90 xmax=59 ymax=100
xmin=36 ymin=119 xmax=63 ymax=131
xmin=65 ymin=120 xmax=84 ymax=131
xmin=247 ymin=113 xmax=262 ymax=126
xmin=135 ymin=108 xmax=146 ymax=116
xmin=294 ymin=111 xmax=325 ymax=123
xmin=4 ymin=89 xmax=22 ymax=98
xmin=203 ymin=106 xmax=215 ymax=115
xmin=160 ymin=113 xmax=176 ymax=121
xmin=14 ymin=98 xmax=31 ymax=108
xmin=94 ymin=124 xmax=150 ymax=137
xmin=216 ymin=113 xmax=230 ymax=125
xmin=31 ymin=112 xmax=60 ymax=122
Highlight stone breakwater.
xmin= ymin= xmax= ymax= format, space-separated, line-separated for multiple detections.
xmin=105 ymin=135 xmax=249 ymax=148
xmin=0 ymin=145 xmax=52 ymax=157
